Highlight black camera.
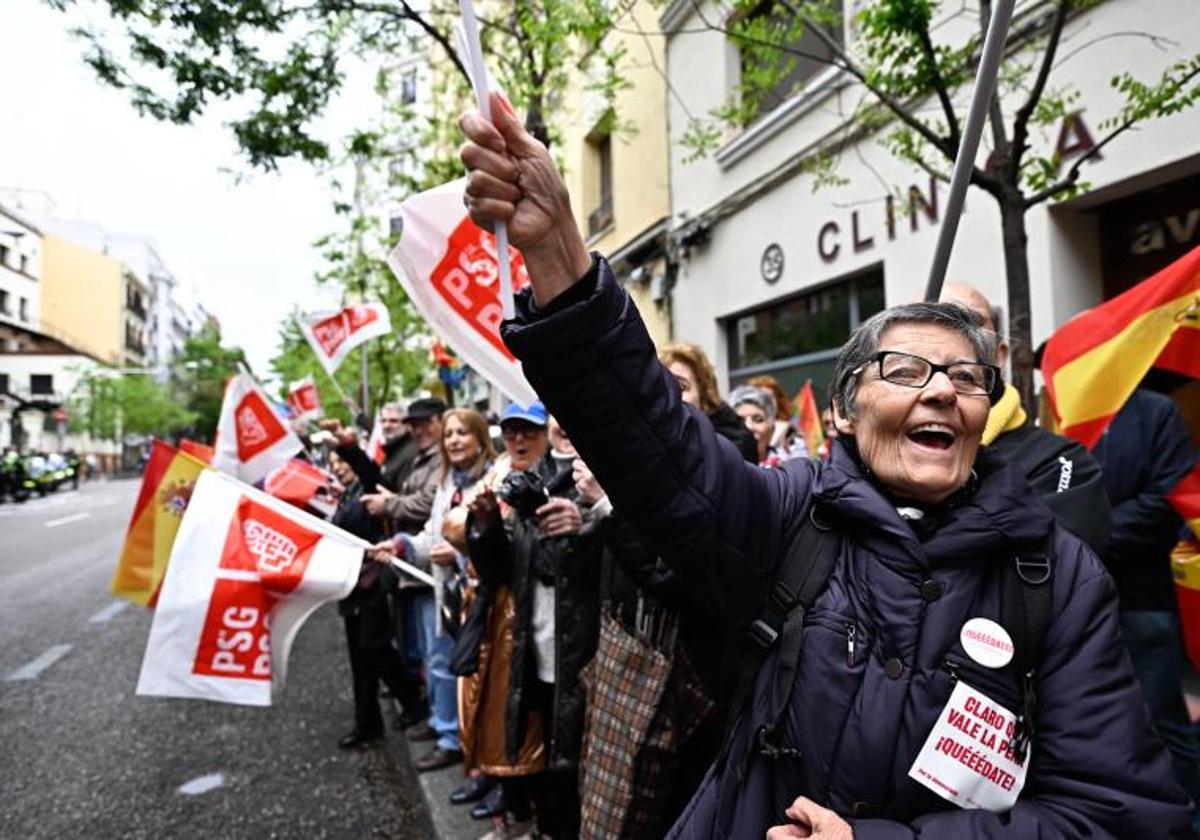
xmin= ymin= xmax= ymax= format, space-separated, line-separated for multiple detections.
xmin=498 ymin=469 xmax=549 ymax=519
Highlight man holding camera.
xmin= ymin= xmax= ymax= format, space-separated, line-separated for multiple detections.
xmin=467 ymin=404 xmax=601 ymax=840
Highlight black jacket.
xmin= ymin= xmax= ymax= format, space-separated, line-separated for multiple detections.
xmin=1093 ymin=389 xmax=1196 ymax=611
xmin=708 ymin=402 xmax=759 ymax=464
xmin=333 ymin=479 xmax=393 ymax=641
xmin=500 ymin=256 xmax=1189 ymax=838
xmin=467 ymin=455 xmax=602 ymax=772
xmin=988 ymin=424 xmax=1110 ymax=556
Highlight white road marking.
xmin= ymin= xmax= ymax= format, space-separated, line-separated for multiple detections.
xmin=45 ymin=512 xmax=90 ymax=528
xmin=5 ymin=644 xmax=73 ymax=681
xmin=88 ymin=601 xmax=130 ymax=624
xmin=178 ymin=773 xmax=226 ymax=796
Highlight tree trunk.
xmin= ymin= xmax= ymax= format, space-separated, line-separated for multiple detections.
xmin=999 ymin=194 xmax=1036 ymax=416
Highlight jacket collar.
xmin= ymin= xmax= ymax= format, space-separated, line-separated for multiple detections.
xmin=812 ymin=438 xmax=1054 ymax=569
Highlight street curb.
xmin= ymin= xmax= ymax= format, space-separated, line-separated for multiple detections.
xmin=398 ymin=734 xmax=480 ymax=839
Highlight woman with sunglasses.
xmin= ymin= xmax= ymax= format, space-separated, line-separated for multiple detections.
xmin=456 ymin=94 xmax=1190 ymax=839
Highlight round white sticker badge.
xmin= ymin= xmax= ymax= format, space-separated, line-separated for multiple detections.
xmin=959 ymin=617 xmax=1014 ymax=669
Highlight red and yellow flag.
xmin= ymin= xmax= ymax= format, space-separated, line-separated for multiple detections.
xmin=180 ymin=438 xmax=214 ymax=464
xmin=111 ymin=439 xmax=208 ymax=606
xmin=794 ymin=380 xmax=825 ymax=459
xmin=1042 ymin=243 xmax=1200 ymax=449
xmin=1170 ymin=463 xmax=1200 ymax=541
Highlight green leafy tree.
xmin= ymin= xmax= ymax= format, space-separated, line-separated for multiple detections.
xmin=271 ymin=154 xmax=431 ymax=425
xmin=679 ymin=0 xmax=1200 ymax=410
xmin=71 ymin=372 xmax=196 ymax=441
xmin=175 ymin=325 xmax=248 ymax=441
xmin=52 ymin=0 xmax=632 ymax=169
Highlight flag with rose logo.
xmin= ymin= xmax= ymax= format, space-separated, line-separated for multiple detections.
xmin=387 ymin=179 xmax=537 ymax=404
xmin=135 ymin=470 xmax=364 ymax=706
xmin=212 ymin=372 xmax=303 ymax=484
xmin=298 ymin=303 xmax=392 ymax=376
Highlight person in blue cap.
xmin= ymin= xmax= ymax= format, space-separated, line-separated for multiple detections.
xmin=467 ymin=401 xmax=602 ymax=840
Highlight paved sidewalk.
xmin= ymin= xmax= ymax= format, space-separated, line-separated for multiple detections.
xmin=397 ymin=731 xmax=486 ymax=839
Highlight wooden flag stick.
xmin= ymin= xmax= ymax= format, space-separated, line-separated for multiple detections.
xmin=924 ymin=0 xmax=1017 ymax=303
xmin=459 ymin=0 xmax=515 ymax=321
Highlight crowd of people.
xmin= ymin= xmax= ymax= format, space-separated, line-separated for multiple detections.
xmin=291 ymin=95 xmax=1199 ymax=839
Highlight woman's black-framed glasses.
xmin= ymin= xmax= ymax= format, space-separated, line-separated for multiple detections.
xmin=851 ymin=351 xmax=1000 ymax=397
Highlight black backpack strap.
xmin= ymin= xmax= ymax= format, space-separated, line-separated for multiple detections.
xmin=1001 ymin=538 xmax=1054 ymax=764
xmin=727 ymin=502 xmax=841 ymax=779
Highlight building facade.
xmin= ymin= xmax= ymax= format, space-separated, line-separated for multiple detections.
xmin=0 ymin=204 xmax=43 ymax=336
xmin=559 ymin=0 xmax=674 ymax=348
xmin=659 ymin=0 xmax=1200 ymax=404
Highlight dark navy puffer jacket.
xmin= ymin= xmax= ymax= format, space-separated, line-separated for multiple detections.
xmin=502 ymin=257 xmax=1191 ymax=839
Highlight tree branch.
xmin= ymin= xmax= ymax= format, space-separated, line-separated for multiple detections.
xmin=915 ymin=25 xmax=962 ymax=151
xmin=1011 ymin=0 xmax=1070 ymax=169
xmin=1022 ymin=116 xmax=1130 ymax=207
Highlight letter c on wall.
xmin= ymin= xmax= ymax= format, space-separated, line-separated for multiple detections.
xmin=818 ymin=221 xmax=841 ymax=263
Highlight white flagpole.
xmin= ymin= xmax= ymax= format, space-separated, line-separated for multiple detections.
xmin=459 ymin=0 xmax=515 ymax=321
xmin=924 ymin=0 xmax=1016 ymax=303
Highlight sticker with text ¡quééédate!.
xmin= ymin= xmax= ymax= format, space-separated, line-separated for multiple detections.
xmin=908 ymin=680 xmax=1029 ymax=813
xmin=960 ymin=617 xmax=1014 ymax=669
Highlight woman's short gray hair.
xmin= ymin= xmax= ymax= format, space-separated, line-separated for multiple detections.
xmin=831 ymin=302 xmax=996 ymax=419
xmin=729 ymin=384 xmax=777 ymax=425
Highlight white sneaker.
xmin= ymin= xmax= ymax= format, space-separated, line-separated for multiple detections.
xmin=478 ymin=814 xmax=535 ymax=840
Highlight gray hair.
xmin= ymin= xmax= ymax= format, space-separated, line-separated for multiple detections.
xmin=989 ymin=303 xmax=1006 ymax=341
xmin=381 ymin=402 xmax=405 ymax=416
xmin=831 ymin=302 xmax=996 ymax=419
xmin=729 ymin=384 xmax=777 ymax=425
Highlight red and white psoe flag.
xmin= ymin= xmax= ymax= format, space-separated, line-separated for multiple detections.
xmin=299 ymin=303 xmax=392 ymax=376
xmin=387 ymin=179 xmax=538 ymax=405
xmin=286 ymin=376 xmax=322 ymax=423
xmin=365 ymin=412 xmax=386 ymax=465
xmin=136 ymin=470 xmax=363 ymax=706
xmin=265 ymin=458 xmax=337 ymax=519
xmin=212 ymin=373 xmax=303 ymax=484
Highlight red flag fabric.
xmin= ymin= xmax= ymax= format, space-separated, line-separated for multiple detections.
xmin=794 ymin=381 xmax=824 ymax=459
xmin=179 ymin=439 xmax=214 ymax=464
xmin=286 ymin=376 xmax=322 ymax=423
xmin=1042 ymin=244 xmax=1200 ymax=448
xmin=212 ymin=373 xmax=303 ymax=483
xmin=299 ymin=303 xmax=391 ymax=376
xmin=387 ymin=179 xmax=537 ymax=404
xmin=264 ymin=458 xmax=336 ymax=518
xmin=365 ymin=412 xmax=386 ymax=465
xmin=135 ymin=470 xmax=363 ymax=706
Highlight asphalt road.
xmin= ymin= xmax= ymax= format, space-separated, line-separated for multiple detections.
xmin=0 ymin=478 xmax=432 ymax=839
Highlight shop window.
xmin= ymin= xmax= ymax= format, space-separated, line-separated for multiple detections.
xmin=19 ymin=297 xmax=28 ymax=321
xmin=0 ymin=373 xmax=8 ymax=394
xmin=727 ymin=265 xmax=884 ymax=399
xmin=30 ymin=374 xmax=53 ymax=395
xmin=733 ymin=0 xmax=843 ymax=125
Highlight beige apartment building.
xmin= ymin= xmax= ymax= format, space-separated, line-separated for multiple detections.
xmin=558 ymin=0 xmax=673 ymax=348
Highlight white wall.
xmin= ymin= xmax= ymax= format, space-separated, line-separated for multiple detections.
xmin=0 ymin=205 xmax=43 ymax=333
xmin=662 ymin=0 xmax=1200 ymax=382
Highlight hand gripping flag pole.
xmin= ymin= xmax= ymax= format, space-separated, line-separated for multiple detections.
xmin=923 ymin=0 xmax=1017 ymax=303
xmin=460 ymin=0 xmax=515 ymax=321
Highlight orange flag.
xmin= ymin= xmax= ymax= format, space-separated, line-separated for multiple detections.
xmin=794 ymin=380 xmax=824 ymax=459
xmin=1170 ymin=464 xmax=1200 ymax=541
xmin=111 ymin=439 xmax=209 ymax=606
xmin=1042 ymin=244 xmax=1200 ymax=448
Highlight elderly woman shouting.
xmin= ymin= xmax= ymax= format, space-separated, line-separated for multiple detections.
xmin=458 ymin=95 xmax=1190 ymax=838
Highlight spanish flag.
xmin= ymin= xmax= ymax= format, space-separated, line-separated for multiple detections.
xmin=111 ymin=439 xmax=208 ymax=606
xmin=1042 ymin=243 xmax=1200 ymax=449
xmin=1170 ymin=464 xmax=1200 ymax=541
xmin=794 ymin=380 xmax=825 ymax=459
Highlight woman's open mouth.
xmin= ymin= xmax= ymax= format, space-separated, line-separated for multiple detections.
xmin=906 ymin=423 xmax=957 ymax=451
